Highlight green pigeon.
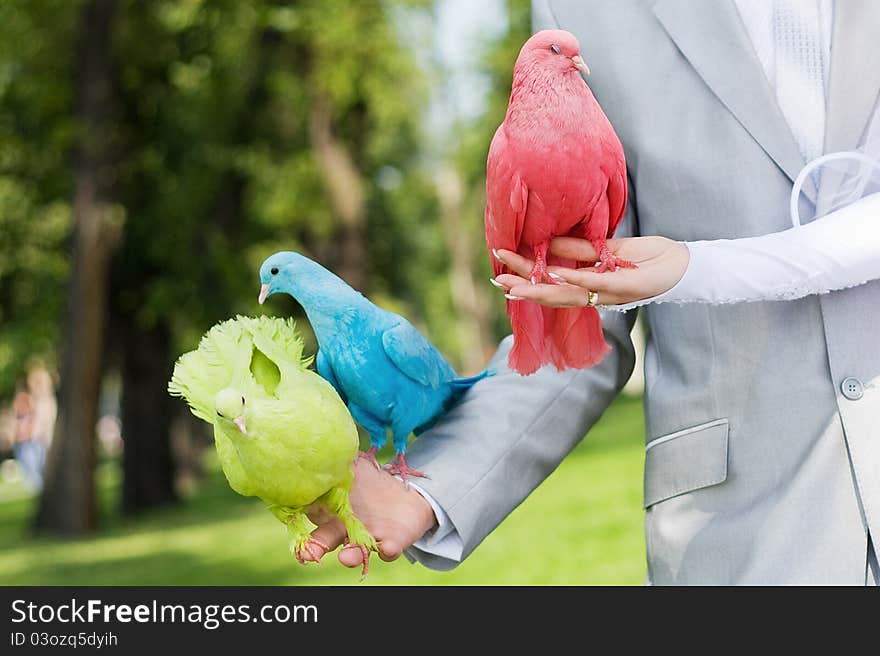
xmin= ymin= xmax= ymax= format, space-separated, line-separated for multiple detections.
xmin=168 ymin=315 xmax=377 ymax=574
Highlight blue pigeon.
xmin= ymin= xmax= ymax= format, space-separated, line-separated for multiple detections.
xmin=258 ymin=251 xmax=491 ymax=481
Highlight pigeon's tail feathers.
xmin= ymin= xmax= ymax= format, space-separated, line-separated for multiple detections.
xmin=547 ymin=306 xmax=610 ymax=371
xmin=507 ymin=302 xmax=610 ymax=375
xmin=412 ymin=370 xmax=494 ymax=436
xmin=449 ymin=369 xmax=493 ymax=390
xmin=507 ymin=298 xmax=549 ymax=376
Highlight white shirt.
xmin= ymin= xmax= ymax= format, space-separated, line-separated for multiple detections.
xmin=735 ymin=0 xmax=832 ymax=110
xmin=736 ymin=0 xmax=833 ymax=190
xmin=408 ymin=0 xmax=880 ymax=566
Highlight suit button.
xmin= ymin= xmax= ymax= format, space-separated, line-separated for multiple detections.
xmin=841 ymin=377 xmax=864 ymax=401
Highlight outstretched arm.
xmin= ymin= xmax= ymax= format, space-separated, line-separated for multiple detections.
xmin=495 ymin=192 xmax=880 ymax=310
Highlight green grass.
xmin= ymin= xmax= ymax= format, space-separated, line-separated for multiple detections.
xmin=0 ymin=396 xmax=646 ymax=586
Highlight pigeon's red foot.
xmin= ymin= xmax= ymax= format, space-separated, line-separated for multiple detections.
xmin=384 ymin=452 xmax=429 ymax=484
xmin=594 ymin=243 xmax=637 ymax=274
xmin=527 ymin=245 xmax=561 ymax=285
xmin=294 ymin=537 xmax=330 ymax=565
xmin=357 ymin=446 xmax=380 ymax=470
xmin=342 ymin=538 xmax=372 ymax=578
xmin=527 ymin=262 xmax=563 ymax=285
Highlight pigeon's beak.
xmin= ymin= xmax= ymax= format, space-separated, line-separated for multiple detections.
xmin=233 ymin=416 xmax=247 ymax=435
xmin=572 ymin=55 xmax=590 ymax=76
xmin=258 ymin=284 xmax=270 ymax=305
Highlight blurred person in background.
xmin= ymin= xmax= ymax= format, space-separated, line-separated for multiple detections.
xmin=12 ymin=379 xmax=36 ymax=489
xmin=12 ymin=366 xmax=56 ymax=491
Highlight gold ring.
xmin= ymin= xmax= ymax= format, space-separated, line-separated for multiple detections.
xmin=586 ymin=290 xmax=599 ymax=307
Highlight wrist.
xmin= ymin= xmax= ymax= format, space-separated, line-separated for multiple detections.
xmin=668 ymin=240 xmax=690 ymax=291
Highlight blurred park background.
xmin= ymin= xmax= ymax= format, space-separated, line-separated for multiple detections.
xmin=0 ymin=0 xmax=646 ymax=585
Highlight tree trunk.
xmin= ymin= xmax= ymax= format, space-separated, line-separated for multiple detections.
xmin=34 ymin=0 xmax=121 ymax=534
xmin=308 ymin=94 xmax=367 ymax=290
xmin=120 ymin=321 xmax=177 ymax=513
xmin=110 ymin=26 xmax=281 ymax=515
xmin=436 ymin=167 xmax=494 ymax=373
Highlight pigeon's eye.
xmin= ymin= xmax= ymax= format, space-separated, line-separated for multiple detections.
xmin=550 ymin=44 xmax=561 ymax=55
xmin=270 ymin=267 xmax=279 ymax=275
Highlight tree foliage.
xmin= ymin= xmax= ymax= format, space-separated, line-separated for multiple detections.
xmin=0 ymin=0 xmax=81 ymax=394
xmin=0 ymin=0 xmax=530 ymax=527
xmin=0 ymin=0 xmax=444 ymax=393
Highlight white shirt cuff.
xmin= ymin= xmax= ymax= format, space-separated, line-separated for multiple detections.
xmin=404 ymin=482 xmax=465 ymax=563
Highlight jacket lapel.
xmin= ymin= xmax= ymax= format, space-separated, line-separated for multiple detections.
xmin=652 ymin=0 xmax=814 ymax=201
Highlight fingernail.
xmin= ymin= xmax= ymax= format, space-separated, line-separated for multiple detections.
xmin=489 ymin=277 xmax=506 ymax=289
xmin=548 ymin=272 xmax=563 ymax=280
xmin=529 ymin=277 xmax=537 ymax=285
xmin=492 ymin=249 xmax=504 ymax=262
xmin=505 ymin=294 xmax=525 ymax=300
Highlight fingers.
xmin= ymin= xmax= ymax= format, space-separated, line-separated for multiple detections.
xmin=338 ymin=544 xmax=365 ymax=567
xmin=307 ymin=519 xmax=402 ymax=569
xmin=548 ymin=237 xmax=600 ymax=261
xmin=494 ymin=265 xmax=638 ymax=307
xmin=494 ymin=249 xmax=534 ymax=278
xmin=495 ymin=261 xmax=622 ymax=300
xmin=496 ymin=241 xmax=620 ymax=276
xmin=546 ymin=266 xmax=619 ymax=293
xmin=378 ymin=541 xmax=403 ymax=561
xmin=337 ymin=538 xmax=401 ymax=569
xmin=303 ymin=519 xmax=347 ymax=562
xmin=504 ymin=237 xmax=632 ymax=267
xmin=503 ymin=281 xmax=595 ymax=308
xmin=495 ymin=273 xmax=530 ymax=291
xmin=495 ymin=267 xmax=612 ymax=308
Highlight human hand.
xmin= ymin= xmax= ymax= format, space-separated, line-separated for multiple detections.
xmin=301 ymin=458 xmax=438 ymax=569
xmin=494 ymin=236 xmax=689 ymax=307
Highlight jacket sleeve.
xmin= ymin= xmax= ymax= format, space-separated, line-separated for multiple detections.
xmin=406 ymin=277 xmax=638 ymax=568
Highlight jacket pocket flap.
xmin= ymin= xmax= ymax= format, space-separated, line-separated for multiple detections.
xmin=644 ymin=418 xmax=729 ymax=508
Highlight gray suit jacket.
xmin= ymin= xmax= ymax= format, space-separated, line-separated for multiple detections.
xmin=407 ymin=0 xmax=880 ymax=584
